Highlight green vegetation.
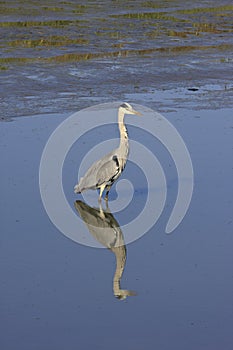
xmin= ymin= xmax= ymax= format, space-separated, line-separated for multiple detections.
xmin=8 ymin=36 xmax=89 ymax=48
xmin=1 ymin=43 xmax=232 ymax=66
xmin=0 ymin=19 xmax=86 ymax=28
xmin=167 ymin=30 xmax=188 ymax=38
xmin=142 ymin=2 xmax=163 ymax=9
xmin=0 ymin=7 xmax=38 ymax=15
xmin=0 ymin=2 xmax=232 ymax=69
xmin=111 ymin=12 xmax=186 ymax=22
xmin=0 ymin=65 xmax=8 ymax=70
xmin=41 ymin=7 xmax=64 ymax=12
xmin=192 ymin=22 xmax=232 ymax=34
xmin=176 ymin=5 xmax=233 ymax=15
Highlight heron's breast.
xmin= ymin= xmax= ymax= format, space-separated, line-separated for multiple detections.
xmin=118 ymin=157 xmax=127 ymax=171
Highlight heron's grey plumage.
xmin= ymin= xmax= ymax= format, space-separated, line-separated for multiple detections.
xmin=74 ymin=102 xmax=141 ymax=201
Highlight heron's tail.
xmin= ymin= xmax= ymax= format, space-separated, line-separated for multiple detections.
xmin=74 ymin=177 xmax=85 ymax=193
xmin=74 ymin=181 xmax=82 ymax=193
xmin=74 ymin=184 xmax=80 ymax=193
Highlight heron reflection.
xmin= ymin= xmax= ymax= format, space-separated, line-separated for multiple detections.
xmin=74 ymin=200 xmax=136 ymax=300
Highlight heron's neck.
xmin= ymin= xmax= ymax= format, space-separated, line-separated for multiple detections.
xmin=112 ymin=245 xmax=126 ymax=296
xmin=118 ymin=109 xmax=128 ymax=145
xmin=112 ymin=245 xmax=136 ymax=299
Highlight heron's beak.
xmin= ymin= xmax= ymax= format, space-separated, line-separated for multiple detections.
xmin=132 ymin=109 xmax=142 ymax=116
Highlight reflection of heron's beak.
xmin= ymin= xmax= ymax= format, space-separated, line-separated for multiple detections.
xmin=115 ymin=290 xmax=137 ymax=300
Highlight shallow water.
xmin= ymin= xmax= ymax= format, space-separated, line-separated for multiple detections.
xmin=1 ymin=107 xmax=233 ymax=349
xmin=1 ymin=1 xmax=233 ymax=349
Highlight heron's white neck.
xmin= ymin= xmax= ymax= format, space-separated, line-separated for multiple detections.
xmin=118 ymin=109 xmax=128 ymax=145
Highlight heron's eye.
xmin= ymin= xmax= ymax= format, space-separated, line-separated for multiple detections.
xmin=120 ymin=103 xmax=130 ymax=109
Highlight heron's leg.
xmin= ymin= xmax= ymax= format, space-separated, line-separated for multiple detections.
xmin=99 ymin=203 xmax=105 ymax=219
xmin=104 ymin=185 xmax=111 ymax=201
xmin=98 ymin=185 xmax=105 ymax=202
xmin=105 ymin=200 xmax=110 ymax=212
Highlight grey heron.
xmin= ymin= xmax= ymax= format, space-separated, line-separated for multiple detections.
xmin=74 ymin=102 xmax=141 ymax=201
xmin=75 ymin=200 xmax=136 ymax=300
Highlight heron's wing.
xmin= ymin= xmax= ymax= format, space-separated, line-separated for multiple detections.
xmin=76 ymin=151 xmax=120 ymax=192
xmin=96 ymin=155 xmax=121 ymax=186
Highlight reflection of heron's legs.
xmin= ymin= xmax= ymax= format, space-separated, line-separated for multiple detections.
xmin=105 ymin=200 xmax=110 ymax=213
xmin=98 ymin=202 xmax=105 ymax=219
xmin=104 ymin=185 xmax=111 ymax=201
xmin=98 ymin=185 xmax=105 ymax=202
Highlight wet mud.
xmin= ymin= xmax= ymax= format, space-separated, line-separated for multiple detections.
xmin=0 ymin=0 xmax=233 ymax=117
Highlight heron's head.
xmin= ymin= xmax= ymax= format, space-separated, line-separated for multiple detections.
xmin=119 ymin=102 xmax=142 ymax=116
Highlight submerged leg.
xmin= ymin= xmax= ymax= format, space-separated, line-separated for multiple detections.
xmin=98 ymin=185 xmax=105 ymax=202
xmin=104 ymin=185 xmax=111 ymax=201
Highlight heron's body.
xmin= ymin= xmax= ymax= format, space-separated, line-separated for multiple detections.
xmin=74 ymin=103 xmax=141 ymax=201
